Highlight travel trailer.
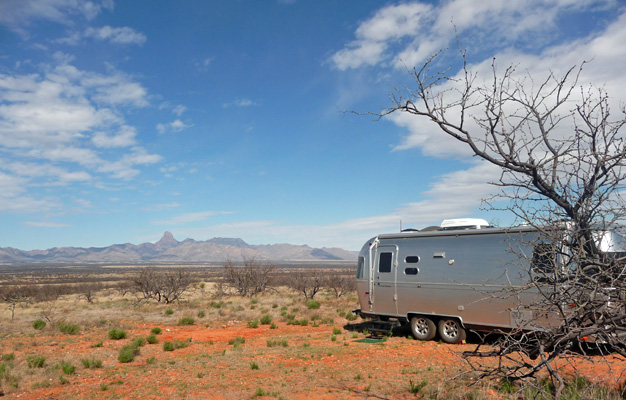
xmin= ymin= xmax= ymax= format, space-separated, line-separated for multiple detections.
xmin=354 ymin=218 xmax=626 ymax=344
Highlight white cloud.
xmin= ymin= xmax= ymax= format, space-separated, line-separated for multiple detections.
xmin=0 ymin=0 xmax=112 ymax=33
xmin=92 ymin=125 xmax=137 ymax=148
xmin=84 ymin=26 xmax=147 ymax=45
xmin=156 ymin=119 xmax=192 ymax=134
xmin=330 ymin=0 xmax=613 ymax=71
xmin=222 ymin=98 xmax=258 ymax=108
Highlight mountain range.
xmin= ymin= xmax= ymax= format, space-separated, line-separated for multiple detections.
xmin=0 ymin=232 xmax=357 ymax=264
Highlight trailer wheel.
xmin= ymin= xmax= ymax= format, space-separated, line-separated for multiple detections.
xmin=409 ymin=316 xmax=436 ymax=341
xmin=437 ymin=319 xmax=466 ymax=344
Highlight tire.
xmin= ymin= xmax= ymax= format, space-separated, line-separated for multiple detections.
xmin=410 ymin=316 xmax=436 ymax=341
xmin=437 ymin=319 xmax=466 ymax=344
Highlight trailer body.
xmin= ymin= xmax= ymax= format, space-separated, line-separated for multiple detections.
xmin=355 ymin=220 xmax=625 ymax=343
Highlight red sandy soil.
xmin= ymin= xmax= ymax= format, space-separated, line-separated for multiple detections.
xmin=2 ymin=321 xmax=625 ymax=399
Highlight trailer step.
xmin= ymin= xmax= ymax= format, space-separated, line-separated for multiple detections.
xmin=367 ymin=320 xmax=401 ymax=335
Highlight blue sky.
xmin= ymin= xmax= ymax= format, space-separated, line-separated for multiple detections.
xmin=0 ymin=0 xmax=625 ymax=251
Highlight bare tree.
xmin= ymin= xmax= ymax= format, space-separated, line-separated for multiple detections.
xmin=324 ymin=268 xmax=356 ymax=298
xmin=133 ymin=267 xmax=193 ymax=304
xmin=217 ymin=258 xmax=275 ymax=297
xmin=379 ymin=50 xmax=626 ymax=397
xmin=287 ymin=270 xmax=325 ymax=300
xmin=77 ymin=282 xmax=103 ymax=303
xmin=0 ymin=286 xmax=32 ymax=320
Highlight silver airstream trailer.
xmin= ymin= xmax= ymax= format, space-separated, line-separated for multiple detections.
xmin=354 ymin=218 xmax=626 ymax=344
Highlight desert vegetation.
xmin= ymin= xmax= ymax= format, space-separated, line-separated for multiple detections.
xmin=0 ymin=261 xmax=623 ymax=399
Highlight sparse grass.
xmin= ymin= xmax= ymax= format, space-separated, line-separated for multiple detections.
xmin=81 ymin=358 xmax=103 ymax=369
xmin=165 ymin=309 xmax=174 ymax=315
xmin=247 ymin=319 xmax=259 ymax=328
xmin=332 ymin=327 xmax=341 ymax=335
xmin=250 ymin=361 xmax=259 ymax=370
xmin=2 ymin=353 xmax=15 ymax=361
xmin=409 ymin=379 xmax=427 ymax=394
xmin=26 ymin=355 xmax=46 ymax=368
xmin=267 ymin=339 xmax=288 ymax=348
xmin=92 ymin=341 xmax=103 ymax=348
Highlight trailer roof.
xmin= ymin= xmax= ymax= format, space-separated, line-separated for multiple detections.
xmin=377 ymin=225 xmax=538 ymax=240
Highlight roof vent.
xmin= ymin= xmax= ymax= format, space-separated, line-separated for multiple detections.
xmin=440 ymin=218 xmax=489 ymax=230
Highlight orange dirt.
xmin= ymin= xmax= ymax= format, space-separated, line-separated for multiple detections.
xmin=1 ymin=320 xmax=625 ymax=399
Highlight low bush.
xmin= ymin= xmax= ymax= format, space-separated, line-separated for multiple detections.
xmin=118 ymin=344 xmax=140 ymax=363
xmin=58 ymin=322 xmax=81 ymax=335
xmin=332 ymin=327 xmax=342 ymax=335
xmin=163 ymin=341 xmax=174 ymax=352
xmin=146 ymin=334 xmax=158 ymax=344
xmin=108 ymin=328 xmax=127 ymax=340
xmin=32 ymin=319 xmax=46 ymax=330
xmin=306 ymin=300 xmax=321 ymax=309
xmin=177 ymin=317 xmax=195 ymax=326
xmin=132 ymin=337 xmax=146 ymax=347
xmin=247 ymin=320 xmax=259 ymax=328
xmin=260 ymin=315 xmax=272 ymax=325
xmin=266 ymin=339 xmax=288 ymax=348
xmin=61 ymin=361 xmax=76 ymax=375
xmin=81 ymin=358 xmax=103 ymax=369
xmin=151 ymin=327 xmax=162 ymax=335
xmin=165 ymin=309 xmax=174 ymax=315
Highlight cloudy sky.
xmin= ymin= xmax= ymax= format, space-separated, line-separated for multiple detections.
xmin=0 ymin=0 xmax=624 ymax=251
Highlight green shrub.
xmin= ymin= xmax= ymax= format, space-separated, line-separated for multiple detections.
xmin=58 ymin=322 xmax=80 ymax=335
xmin=146 ymin=357 xmax=156 ymax=365
xmin=247 ymin=320 xmax=259 ymax=328
xmin=250 ymin=362 xmax=259 ymax=370
xmin=197 ymin=310 xmax=205 ymax=318
xmin=32 ymin=319 xmax=46 ymax=330
xmin=146 ymin=334 xmax=158 ymax=344
xmin=267 ymin=339 xmax=288 ymax=348
xmin=306 ymin=300 xmax=321 ymax=309
xmin=118 ymin=345 xmax=139 ymax=363
xmin=175 ymin=338 xmax=190 ymax=349
xmin=163 ymin=341 xmax=174 ymax=351
xmin=151 ymin=327 xmax=162 ymax=335
xmin=1 ymin=353 xmax=15 ymax=361
xmin=345 ymin=312 xmax=358 ymax=321
xmin=177 ymin=317 xmax=195 ymax=326
xmin=228 ymin=336 xmax=246 ymax=346
xmin=61 ymin=361 xmax=76 ymax=375
xmin=269 ymin=322 xmax=277 ymax=329
xmin=132 ymin=337 xmax=146 ymax=347
xmin=108 ymin=328 xmax=127 ymax=340
xmin=260 ymin=315 xmax=272 ymax=325
xmin=165 ymin=309 xmax=174 ymax=315
xmin=81 ymin=358 xmax=103 ymax=369
xmin=332 ymin=327 xmax=342 ymax=335
xmin=92 ymin=341 xmax=103 ymax=348
xmin=26 ymin=355 xmax=46 ymax=368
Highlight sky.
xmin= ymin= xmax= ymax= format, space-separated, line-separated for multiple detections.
xmin=0 ymin=0 xmax=625 ymax=252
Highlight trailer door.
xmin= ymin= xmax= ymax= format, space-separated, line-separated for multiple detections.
xmin=373 ymin=245 xmax=398 ymax=316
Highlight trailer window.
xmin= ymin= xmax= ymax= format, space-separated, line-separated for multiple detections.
xmin=405 ymin=256 xmax=420 ymax=263
xmin=404 ymin=267 xmax=418 ymax=275
xmin=356 ymin=257 xmax=364 ymax=279
xmin=532 ymin=243 xmax=556 ymax=273
xmin=378 ymin=252 xmax=392 ymax=273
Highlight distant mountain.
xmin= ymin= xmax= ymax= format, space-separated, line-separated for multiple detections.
xmin=0 ymin=232 xmax=357 ymax=264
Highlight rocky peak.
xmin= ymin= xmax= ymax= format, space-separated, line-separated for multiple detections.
xmin=156 ymin=231 xmax=178 ymax=247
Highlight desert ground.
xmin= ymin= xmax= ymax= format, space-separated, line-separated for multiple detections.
xmin=0 ymin=264 xmax=625 ymax=399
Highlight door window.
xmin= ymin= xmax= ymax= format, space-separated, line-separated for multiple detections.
xmin=379 ymin=252 xmax=392 ymax=273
